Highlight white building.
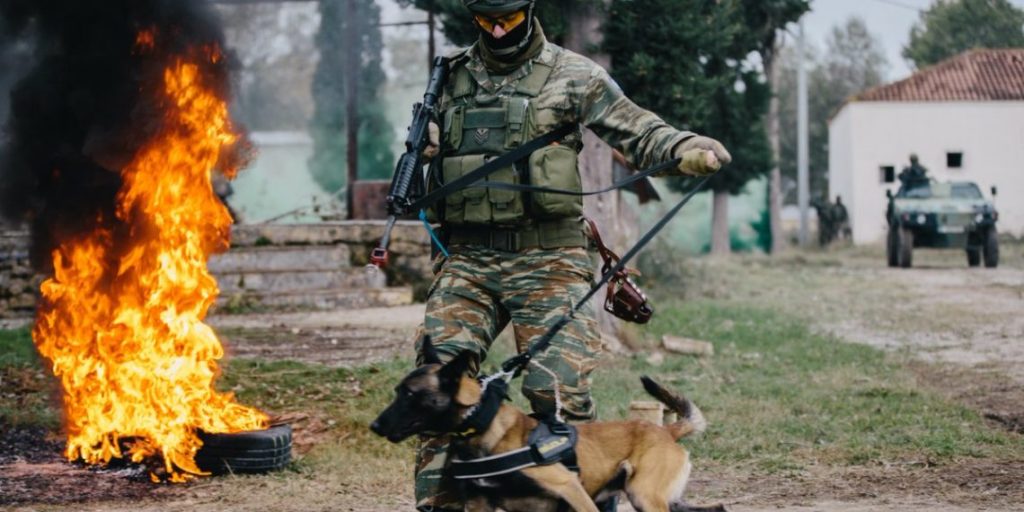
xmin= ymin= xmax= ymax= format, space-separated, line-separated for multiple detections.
xmin=829 ymin=49 xmax=1024 ymax=244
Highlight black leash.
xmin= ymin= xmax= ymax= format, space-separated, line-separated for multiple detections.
xmin=501 ymin=173 xmax=714 ymax=375
xmin=469 ymin=157 xmax=680 ymax=197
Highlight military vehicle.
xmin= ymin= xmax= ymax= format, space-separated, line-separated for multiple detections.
xmin=886 ymin=180 xmax=999 ymax=268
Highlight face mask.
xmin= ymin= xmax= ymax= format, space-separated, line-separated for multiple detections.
xmin=476 ymin=9 xmax=532 ymax=56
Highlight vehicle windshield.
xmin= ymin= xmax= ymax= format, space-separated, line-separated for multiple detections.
xmin=897 ymin=182 xmax=983 ymax=200
xmin=951 ymin=183 xmax=983 ymax=199
xmin=898 ymin=183 xmax=932 ymax=198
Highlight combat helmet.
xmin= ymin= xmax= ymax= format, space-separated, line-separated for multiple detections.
xmin=463 ymin=0 xmax=535 ymax=14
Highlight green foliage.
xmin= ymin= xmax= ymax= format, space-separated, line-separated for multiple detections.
xmin=904 ymin=0 xmax=1024 ymax=69
xmin=0 ymin=328 xmax=35 ymax=368
xmin=309 ymin=0 xmax=395 ymax=194
xmin=605 ymin=0 xmax=805 ymax=195
xmin=778 ymin=17 xmax=888 ymax=202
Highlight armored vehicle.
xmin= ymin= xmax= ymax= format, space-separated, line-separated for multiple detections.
xmin=886 ymin=180 xmax=999 ymax=268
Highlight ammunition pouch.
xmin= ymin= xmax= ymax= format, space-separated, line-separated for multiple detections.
xmin=528 ymin=145 xmax=582 ymax=219
xmin=442 ymin=154 xmax=525 ymax=225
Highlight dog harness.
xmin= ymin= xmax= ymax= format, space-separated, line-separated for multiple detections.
xmin=449 ymin=378 xmax=579 ymax=480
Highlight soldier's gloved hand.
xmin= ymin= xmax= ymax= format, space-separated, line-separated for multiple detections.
xmin=674 ymin=136 xmax=731 ymax=176
xmin=423 ymin=121 xmax=441 ymax=160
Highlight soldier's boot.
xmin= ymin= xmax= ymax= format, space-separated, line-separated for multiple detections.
xmin=415 ymin=437 xmax=463 ymax=511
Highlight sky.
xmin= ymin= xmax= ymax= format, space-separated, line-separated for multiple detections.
xmin=803 ymin=0 xmax=1024 ymax=81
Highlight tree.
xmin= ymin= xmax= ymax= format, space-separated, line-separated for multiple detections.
xmin=777 ymin=17 xmax=888 ymax=203
xmin=904 ymin=0 xmax=1024 ymax=69
xmin=735 ymin=0 xmax=811 ymax=254
xmin=606 ymin=0 xmax=804 ymax=254
xmin=309 ymin=0 xmax=394 ymax=195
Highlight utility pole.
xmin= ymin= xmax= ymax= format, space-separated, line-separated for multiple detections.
xmin=427 ymin=2 xmax=436 ymax=64
xmin=797 ymin=18 xmax=810 ymax=247
xmin=344 ymin=0 xmax=359 ymax=220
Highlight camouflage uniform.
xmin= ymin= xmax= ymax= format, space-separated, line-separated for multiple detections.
xmin=414 ymin=22 xmax=698 ymax=510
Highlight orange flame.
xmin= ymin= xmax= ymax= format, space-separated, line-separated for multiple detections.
xmin=33 ymin=41 xmax=266 ymax=482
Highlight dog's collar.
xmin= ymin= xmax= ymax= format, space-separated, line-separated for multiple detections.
xmin=452 ymin=377 xmax=509 ymax=438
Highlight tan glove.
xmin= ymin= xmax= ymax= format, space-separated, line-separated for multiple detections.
xmin=423 ymin=121 xmax=441 ymax=160
xmin=675 ymin=136 xmax=731 ymax=176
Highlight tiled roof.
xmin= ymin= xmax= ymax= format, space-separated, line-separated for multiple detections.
xmin=853 ymin=48 xmax=1024 ymax=102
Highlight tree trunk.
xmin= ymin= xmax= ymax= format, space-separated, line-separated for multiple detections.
xmin=711 ymin=190 xmax=730 ymax=255
xmin=767 ymin=50 xmax=785 ymax=254
xmin=564 ymin=1 xmax=634 ymax=348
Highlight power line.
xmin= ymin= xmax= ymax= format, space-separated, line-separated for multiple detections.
xmin=866 ymin=0 xmax=925 ymax=13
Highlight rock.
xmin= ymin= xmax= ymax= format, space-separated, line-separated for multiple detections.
xmin=645 ymin=351 xmax=665 ymax=366
xmin=662 ymin=335 xmax=714 ymax=357
xmin=628 ymin=401 xmax=664 ymax=425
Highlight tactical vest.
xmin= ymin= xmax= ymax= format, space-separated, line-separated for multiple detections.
xmin=437 ymin=51 xmax=584 ymax=229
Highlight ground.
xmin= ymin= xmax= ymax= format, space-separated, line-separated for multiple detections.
xmin=1 ymin=242 xmax=1022 ymax=511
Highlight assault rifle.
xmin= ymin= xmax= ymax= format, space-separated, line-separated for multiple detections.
xmin=370 ymin=56 xmax=450 ymax=269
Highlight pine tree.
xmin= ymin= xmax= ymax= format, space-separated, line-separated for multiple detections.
xmin=309 ymin=0 xmax=394 ymax=195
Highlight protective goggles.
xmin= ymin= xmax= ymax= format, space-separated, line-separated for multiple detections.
xmin=473 ymin=11 xmax=527 ymax=33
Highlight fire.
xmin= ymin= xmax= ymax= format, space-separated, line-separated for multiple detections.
xmin=33 ymin=36 xmax=267 ymax=482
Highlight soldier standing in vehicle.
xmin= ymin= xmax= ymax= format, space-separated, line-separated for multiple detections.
xmin=899 ymin=153 xmax=929 ymax=187
xmin=412 ymin=1 xmax=732 ymax=510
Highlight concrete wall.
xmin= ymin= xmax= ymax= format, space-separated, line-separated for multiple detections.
xmin=829 ymin=101 xmax=1024 ymax=244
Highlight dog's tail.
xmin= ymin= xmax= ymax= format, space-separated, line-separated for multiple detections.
xmin=640 ymin=376 xmax=706 ymax=440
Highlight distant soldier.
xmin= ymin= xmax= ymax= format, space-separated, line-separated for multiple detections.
xmin=898 ymin=153 xmax=929 ymax=188
xmin=833 ymin=195 xmax=850 ymax=240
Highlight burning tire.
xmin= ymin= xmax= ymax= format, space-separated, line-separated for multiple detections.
xmin=195 ymin=424 xmax=292 ymax=475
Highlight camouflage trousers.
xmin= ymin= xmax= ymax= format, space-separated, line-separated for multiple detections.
xmin=413 ymin=245 xmax=603 ymax=510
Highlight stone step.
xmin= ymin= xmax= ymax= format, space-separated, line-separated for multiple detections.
xmin=218 ymin=325 xmax=414 ymax=368
xmin=215 ymin=267 xmax=385 ymax=294
xmin=208 ymin=245 xmax=352 ymax=274
xmin=216 ymin=286 xmax=414 ymax=311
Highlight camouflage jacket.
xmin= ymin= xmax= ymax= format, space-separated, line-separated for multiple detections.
xmin=442 ymin=36 xmax=695 ymax=171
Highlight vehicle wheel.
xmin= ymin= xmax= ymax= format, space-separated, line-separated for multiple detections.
xmin=984 ymin=228 xmax=999 ymax=268
xmin=886 ymin=228 xmax=898 ymax=267
xmin=966 ymin=248 xmax=981 ymax=267
xmin=196 ymin=424 xmax=292 ymax=475
xmin=898 ymin=227 xmax=914 ymax=268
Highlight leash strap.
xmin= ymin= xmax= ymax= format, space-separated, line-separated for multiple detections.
xmin=407 ymin=124 xmax=575 ymax=213
xmin=469 ymin=157 xmax=680 ymax=197
xmin=419 ymin=210 xmax=450 ymax=258
xmin=502 ymin=174 xmax=714 ymax=375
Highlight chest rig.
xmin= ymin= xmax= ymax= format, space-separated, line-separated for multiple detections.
xmin=437 ymin=48 xmax=585 ymax=232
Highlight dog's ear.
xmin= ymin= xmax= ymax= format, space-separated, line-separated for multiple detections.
xmin=420 ymin=335 xmax=442 ymax=366
xmin=439 ymin=350 xmax=476 ymax=384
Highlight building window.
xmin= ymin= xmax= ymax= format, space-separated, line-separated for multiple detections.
xmin=880 ymin=165 xmax=895 ymax=184
xmin=947 ymin=152 xmax=963 ymax=169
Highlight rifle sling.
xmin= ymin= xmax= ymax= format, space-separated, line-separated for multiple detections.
xmin=407 ymin=124 xmax=575 ymax=213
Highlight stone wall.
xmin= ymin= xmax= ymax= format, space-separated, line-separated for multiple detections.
xmin=0 ymin=227 xmax=36 ymax=318
xmin=0 ymin=221 xmax=434 ymax=317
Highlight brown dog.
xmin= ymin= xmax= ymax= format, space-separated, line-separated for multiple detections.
xmin=370 ymin=339 xmax=726 ymax=512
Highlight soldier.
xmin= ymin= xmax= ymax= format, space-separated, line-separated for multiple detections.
xmin=413 ymin=1 xmax=731 ymax=510
xmin=899 ymin=153 xmax=928 ymax=188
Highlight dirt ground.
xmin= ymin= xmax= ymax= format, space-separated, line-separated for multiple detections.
xmin=3 ymin=245 xmax=1023 ymax=511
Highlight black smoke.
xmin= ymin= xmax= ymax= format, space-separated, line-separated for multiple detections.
xmin=0 ymin=0 xmax=236 ymax=271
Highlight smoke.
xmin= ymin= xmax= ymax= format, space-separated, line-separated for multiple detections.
xmin=0 ymin=0 xmax=236 ymax=271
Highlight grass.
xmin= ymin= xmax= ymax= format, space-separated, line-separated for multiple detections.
xmin=0 ymin=327 xmax=59 ymax=428
xmin=4 ymin=290 xmax=1022 ymax=494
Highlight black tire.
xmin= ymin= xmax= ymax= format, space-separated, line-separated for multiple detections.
xmin=196 ymin=424 xmax=292 ymax=475
xmin=984 ymin=228 xmax=999 ymax=268
xmin=898 ymin=227 xmax=914 ymax=268
xmin=886 ymin=228 xmax=898 ymax=267
xmin=967 ymin=248 xmax=981 ymax=267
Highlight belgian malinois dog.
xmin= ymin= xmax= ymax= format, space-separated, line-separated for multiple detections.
xmin=370 ymin=338 xmax=726 ymax=512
